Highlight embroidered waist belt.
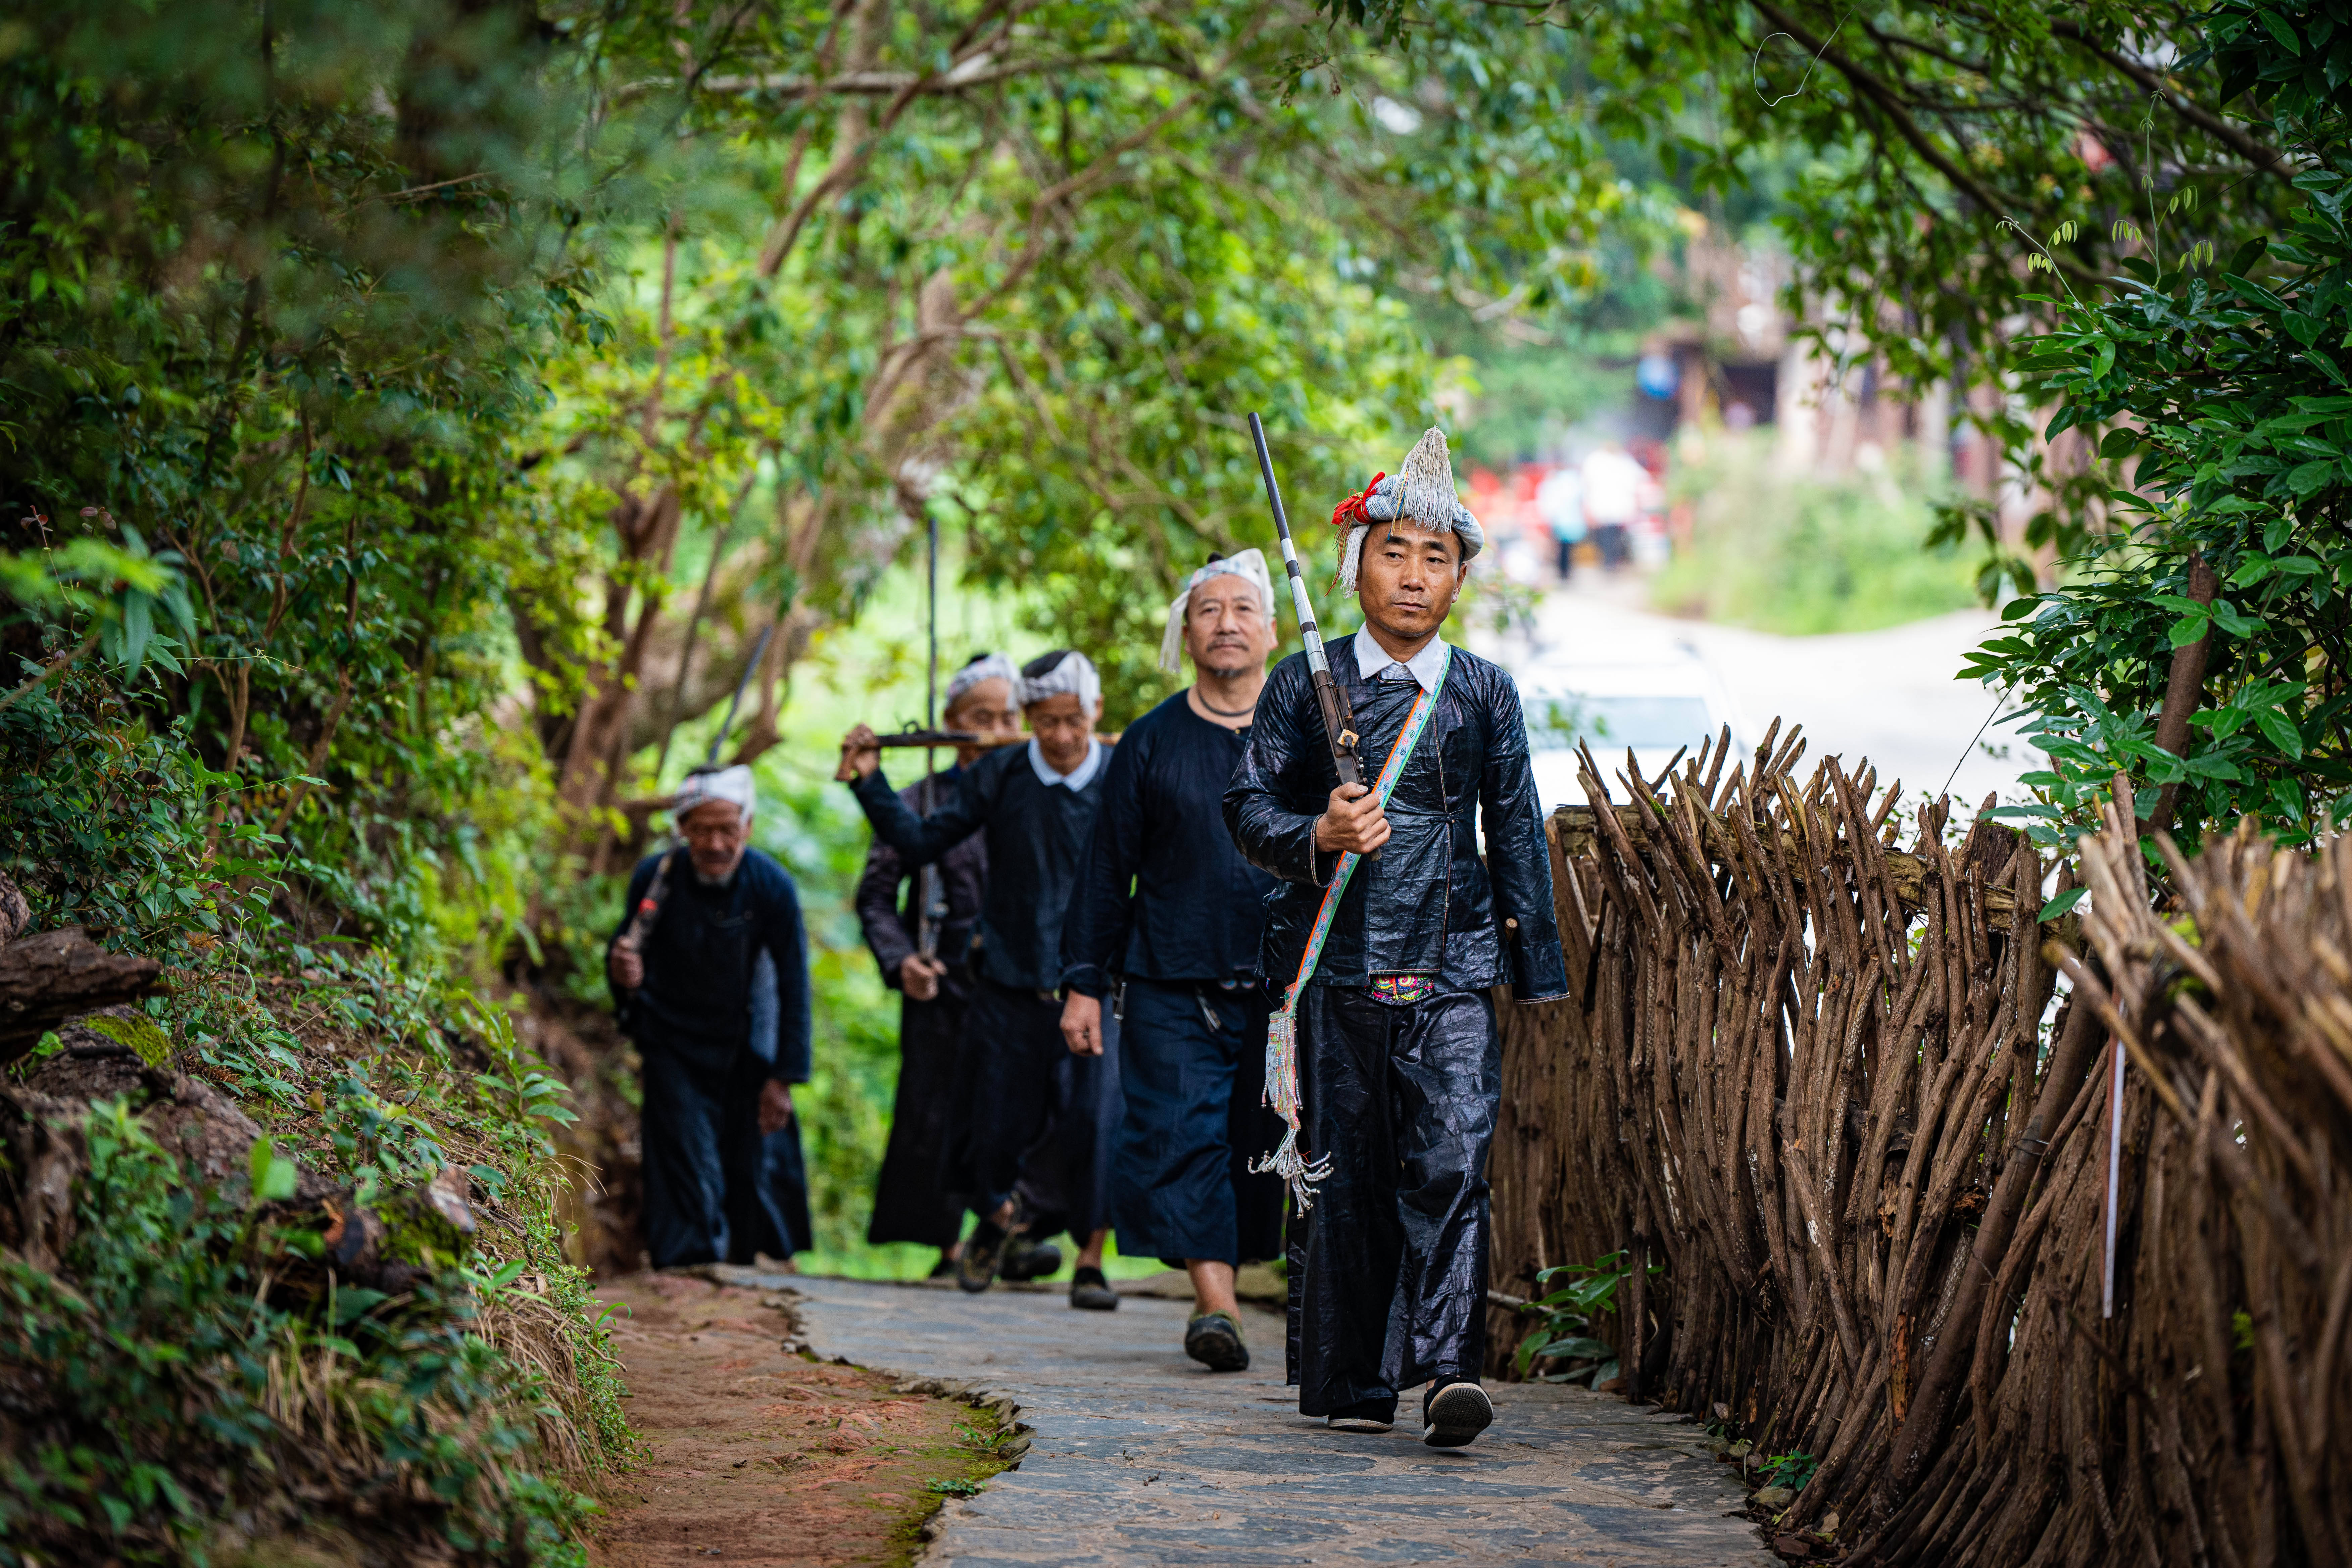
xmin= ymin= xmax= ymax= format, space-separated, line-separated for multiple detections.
xmin=1368 ymin=973 xmax=1441 ymax=1004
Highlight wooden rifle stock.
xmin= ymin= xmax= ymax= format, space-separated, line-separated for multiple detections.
xmin=870 ymin=726 xmax=1118 ymax=750
xmin=1311 ymin=668 xmax=1366 ymax=791
xmin=617 ymin=847 xmax=681 ymax=961
xmin=612 ymin=845 xmax=683 ymax=1026
xmin=877 ymin=727 xmax=987 ymax=748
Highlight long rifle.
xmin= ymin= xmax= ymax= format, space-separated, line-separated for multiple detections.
xmin=1247 ymin=413 xmax=1374 ymax=851
xmin=872 ymin=725 xmax=1110 ymax=749
xmin=915 ymin=508 xmax=948 ymax=960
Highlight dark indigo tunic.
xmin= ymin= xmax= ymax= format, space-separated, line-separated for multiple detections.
xmin=608 ymin=846 xmax=813 ymax=1268
xmin=1223 ymin=639 xmax=1568 ymax=999
xmin=1060 ymin=694 xmax=1273 ymax=996
xmin=854 ymin=766 xmax=988 ymax=1248
xmin=856 ymin=765 xmax=988 ymax=980
xmin=611 ymin=847 xmax=812 ymax=1082
xmin=850 ymin=742 xmax=1106 ymax=994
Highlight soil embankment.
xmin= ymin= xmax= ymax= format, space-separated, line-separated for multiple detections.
xmin=589 ymin=1273 xmax=1007 ymax=1566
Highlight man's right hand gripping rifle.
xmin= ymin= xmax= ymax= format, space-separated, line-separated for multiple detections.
xmin=1315 ymin=777 xmax=1391 ymax=858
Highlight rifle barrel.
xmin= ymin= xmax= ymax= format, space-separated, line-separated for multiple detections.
xmin=872 ymin=728 xmax=1119 ymax=750
xmin=876 ymin=728 xmax=986 ymax=747
xmin=1248 ymin=413 xmax=1334 ymax=680
xmin=1246 ymin=412 xmax=1368 ymax=798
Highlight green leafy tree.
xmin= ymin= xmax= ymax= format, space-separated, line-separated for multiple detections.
xmin=1964 ymin=3 xmax=2352 ymax=853
xmin=1304 ymin=0 xmax=2352 ymax=860
xmin=0 ymin=0 xmax=598 ymax=949
xmin=1321 ymin=0 xmax=2312 ymax=595
xmin=507 ymin=0 xmax=1630 ymax=823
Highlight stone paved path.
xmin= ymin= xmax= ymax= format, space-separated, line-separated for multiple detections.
xmin=723 ymin=1269 xmax=1768 ymax=1567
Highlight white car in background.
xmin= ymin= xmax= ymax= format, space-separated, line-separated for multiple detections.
xmin=1512 ymin=645 xmax=1752 ymax=811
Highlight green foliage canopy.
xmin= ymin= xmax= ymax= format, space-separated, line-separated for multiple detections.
xmin=1965 ymin=3 xmax=2352 ymax=850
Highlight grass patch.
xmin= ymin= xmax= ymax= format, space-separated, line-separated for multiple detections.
xmin=883 ymin=1397 xmax=1020 ymax=1566
xmin=1650 ymin=432 xmax=1979 ymax=635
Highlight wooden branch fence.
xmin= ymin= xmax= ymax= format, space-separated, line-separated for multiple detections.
xmin=1487 ymin=725 xmax=2352 ymax=1567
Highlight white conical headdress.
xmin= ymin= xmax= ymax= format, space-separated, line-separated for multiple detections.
xmin=1335 ymin=427 xmax=1485 ymax=590
xmin=1392 ymin=428 xmax=1462 ymax=528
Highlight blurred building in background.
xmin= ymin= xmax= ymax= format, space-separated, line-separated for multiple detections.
xmin=1462 ymin=218 xmax=2049 ymax=592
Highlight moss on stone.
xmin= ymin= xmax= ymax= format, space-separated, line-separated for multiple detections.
xmin=84 ymin=1013 xmax=172 ymax=1068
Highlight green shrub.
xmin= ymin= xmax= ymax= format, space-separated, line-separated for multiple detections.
xmin=0 ymin=674 xmax=631 ymax=1563
xmin=0 ymin=1101 xmax=596 ymax=1567
xmin=0 ymin=672 xmax=273 ymax=957
xmin=1650 ymin=435 xmax=1980 ymax=636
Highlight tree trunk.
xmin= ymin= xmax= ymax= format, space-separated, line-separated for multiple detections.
xmin=2145 ymin=553 xmax=2218 ymax=838
xmin=0 ymin=928 xmax=165 ymax=1058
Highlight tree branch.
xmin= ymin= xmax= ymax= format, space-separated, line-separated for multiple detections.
xmin=2146 ymin=554 xmax=2219 ymax=839
xmin=754 ymin=0 xmax=1022 ymax=279
xmin=2047 ymin=20 xmax=2292 ymax=180
xmin=0 ymin=635 xmax=98 ymax=715
xmin=687 ymin=51 xmax=1163 ymax=97
xmin=1750 ymin=0 xmax=2026 ymax=222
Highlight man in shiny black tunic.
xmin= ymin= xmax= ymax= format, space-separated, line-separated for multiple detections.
xmin=1224 ymin=429 xmax=1568 ymax=1448
xmin=853 ymin=654 xmax=1018 ymax=1275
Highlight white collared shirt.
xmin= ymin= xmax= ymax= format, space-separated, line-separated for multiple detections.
xmin=1351 ymin=625 xmax=1451 ymax=693
xmin=1028 ymin=735 xmax=1106 ymax=791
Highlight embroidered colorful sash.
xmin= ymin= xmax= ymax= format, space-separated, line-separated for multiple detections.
xmin=1253 ymin=642 xmax=1453 ymax=1210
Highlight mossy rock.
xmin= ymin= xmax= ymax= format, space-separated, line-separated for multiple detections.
xmin=376 ymin=1180 xmax=477 ymax=1273
xmin=82 ymin=1011 xmax=173 ymax=1067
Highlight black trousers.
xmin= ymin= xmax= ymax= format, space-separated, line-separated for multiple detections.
xmin=1288 ymin=985 xmax=1498 ymax=1419
xmin=1110 ymin=978 xmax=1286 ymax=1267
xmin=867 ymin=974 xmax=973 ymax=1248
xmin=639 ymin=1046 xmax=811 ymax=1272
xmin=948 ymin=977 xmax=1121 ymax=1240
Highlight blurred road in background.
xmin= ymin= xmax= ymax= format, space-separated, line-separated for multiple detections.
xmin=1478 ymin=574 xmax=2037 ymax=816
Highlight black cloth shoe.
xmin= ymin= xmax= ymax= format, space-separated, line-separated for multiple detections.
xmin=926 ymin=1250 xmax=958 ymax=1280
xmin=1001 ymin=1236 xmax=1064 ymax=1283
xmin=1422 ymin=1379 xmax=1493 ymax=1448
xmin=958 ymin=1222 xmax=1007 ymax=1294
xmin=1183 ymin=1311 xmax=1250 ymax=1372
xmin=1325 ymin=1396 xmax=1396 ymax=1433
xmin=1068 ymin=1265 xmax=1120 ymax=1311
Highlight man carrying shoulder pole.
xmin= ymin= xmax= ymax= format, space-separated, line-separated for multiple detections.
xmin=1060 ymin=553 xmax=1288 ymax=1373
xmin=839 ymin=651 xmax=1124 ymax=1309
xmin=1226 ymin=425 xmax=1568 ymax=1448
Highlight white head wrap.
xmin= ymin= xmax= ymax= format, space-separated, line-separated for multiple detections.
xmin=944 ymin=652 xmax=1020 ymax=714
xmin=1157 ymin=549 xmax=1276 ymax=673
xmin=673 ymin=763 xmax=755 ymax=820
xmin=1335 ymin=428 xmax=1485 ymax=592
xmin=1019 ymin=649 xmax=1101 ymax=712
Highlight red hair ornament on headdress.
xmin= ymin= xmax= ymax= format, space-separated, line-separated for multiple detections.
xmin=1331 ymin=473 xmax=1384 ymax=531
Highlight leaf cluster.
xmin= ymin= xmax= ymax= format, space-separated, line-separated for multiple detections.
xmin=1966 ymin=9 xmax=2352 ymax=850
xmin=1510 ymin=1247 xmax=1651 ymax=1385
xmin=1 ymin=0 xmax=601 ymax=959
